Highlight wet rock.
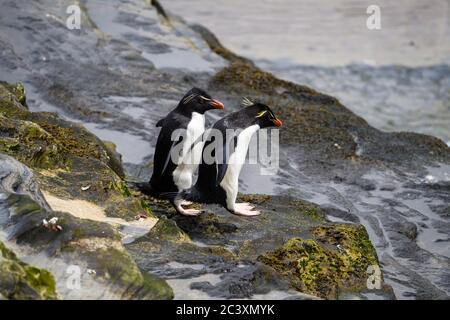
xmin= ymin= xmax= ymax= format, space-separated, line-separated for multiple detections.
xmin=0 ymin=241 xmax=57 ymax=300
xmin=0 ymin=167 xmax=172 ymax=299
xmin=190 ymin=24 xmax=254 ymax=66
xmin=197 ymin=20 xmax=450 ymax=299
xmin=379 ymin=184 xmax=396 ymax=191
xmin=0 ymin=82 xmax=155 ymax=222
xmin=256 ymin=223 xmax=380 ymax=299
xmin=207 ymin=61 xmax=449 ymax=173
xmin=0 ymin=82 xmax=172 ymax=299
xmin=127 ymin=193 xmax=387 ymax=299
xmin=256 ymin=223 xmax=393 ymax=299
xmin=397 ymin=222 xmax=418 ymax=241
xmin=0 ymin=81 xmax=28 ymax=109
xmin=144 ymin=216 xmax=191 ymax=243
xmin=189 ymin=263 xmax=293 ymax=299
xmin=1 ymin=0 xmax=448 ymax=300
xmin=321 ymin=206 xmax=360 ymax=224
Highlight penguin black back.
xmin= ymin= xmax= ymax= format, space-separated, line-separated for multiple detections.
xmin=191 ymin=99 xmax=282 ymax=208
xmin=148 ymin=88 xmax=224 ymax=197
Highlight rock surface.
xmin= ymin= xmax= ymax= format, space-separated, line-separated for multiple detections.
xmin=0 ymin=81 xmax=386 ymax=299
xmin=127 ymin=194 xmax=394 ymax=299
xmin=0 ymin=0 xmax=448 ymax=300
xmin=0 ymin=83 xmax=172 ymax=299
xmin=0 ymin=240 xmax=57 ymax=300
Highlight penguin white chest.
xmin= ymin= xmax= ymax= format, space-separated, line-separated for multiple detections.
xmin=184 ymin=112 xmax=205 ymax=163
xmin=173 ymin=112 xmax=205 ymax=190
xmin=220 ymin=124 xmax=260 ymax=209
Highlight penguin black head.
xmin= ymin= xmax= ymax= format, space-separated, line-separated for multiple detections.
xmin=241 ymin=97 xmax=283 ymax=128
xmin=179 ymin=87 xmax=224 ymax=114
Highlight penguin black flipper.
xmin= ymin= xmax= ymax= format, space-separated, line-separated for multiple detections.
xmin=215 ymin=134 xmax=238 ymax=186
xmin=151 ymin=122 xmax=182 ymax=186
xmin=160 ymin=138 xmax=181 ymax=177
xmin=215 ymin=163 xmax=227 ymax=187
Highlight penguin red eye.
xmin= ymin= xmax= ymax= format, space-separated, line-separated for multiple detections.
xmin=272 ymin=118 xmax=283 ymax=127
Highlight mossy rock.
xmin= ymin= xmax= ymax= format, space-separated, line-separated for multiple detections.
xmin=0 ymin=82 xmax=123 ymax=176
xmin=258 ymin=223 xmax=380 ymax=299
xmin=208 ymin=62 xmax=362 ymax=161
xmin=0 ymin=80 xmax=172 ymax=300
xmin=78 ymin=246 xmax=173 ymax=299
xmin=208 ymin=61 xmax=450 ymax=166
xmin=0 ymin=81 xmax=27 ymax=107
xmin=171 ymin=212 xmax=238 ymax=243
xmin=291 ymin=199 xmax=327 ymax=222
xmin=237 ymin=193 xmax=272 ymax=205
xmin=0 ymin=241 xmax=58 ymax=300
xmin=142 ymin=272 xmax=174 ymax=300
xmin=312 ymin=224 xmax=379 ymax=273
xmin=140 ymin=217 xmax=190 ymax=243
xmin=6 ymin=193 xmax=172 ymax=300
xmin=210 ymin=61 xmax=317 ymax=97
xmin=0 ymin=82 xmax=156 ymax=223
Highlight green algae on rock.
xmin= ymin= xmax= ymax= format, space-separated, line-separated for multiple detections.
xmin=0 ymin=82 xmax=153 ymax=222
xmin=0 ymin=82 xmax=172 ymax=299
xmin=0 ymin=0 xmax=447 ymax=299
xmin=312 ymin=224 xmax=379 ymax=273
xmin=144 ymin=217 xmax=191 ymax=243
xmin=128 ymin=191 xmax=385 ymax=299
xmin=258 ymin=223 xmax=380 ymax=299
xmin=0 ymin=241 xmax=57 ymax=300
xmin=0 ymin=81 xmax=28 ymax=108
xmin=225 ymin=66 xmax=447 ymax=166
xmin=0 ymin=82 xmax=122 ymax=173
xmin=208 ymin=61 xmax=364 ymax=160
xmin=0 ymin=82 xmax=28 ymax=117
xmin=5 ymin=193 xmax=172 ymax=300
xmin=206 ymin=59 xmax=450 ymax=167
xmin=0 ymin=79 xmax=389 ymax=299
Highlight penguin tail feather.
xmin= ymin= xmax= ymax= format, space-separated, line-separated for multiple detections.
xmin=131 ymin=181 xmax=159 ymax=197
xmin=160 ymin=187 xmax=202 ymax=203
xmin=158 ymin=191 xmax=180 ymax=201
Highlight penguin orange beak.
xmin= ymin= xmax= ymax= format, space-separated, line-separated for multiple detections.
xmin=272 ymin=118 xmax=283 ymax=127
xmin=209 ymin=99 xmax=224 ymax=109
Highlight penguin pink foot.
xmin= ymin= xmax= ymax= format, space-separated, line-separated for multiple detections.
xmin=172 ymin=100 xmax=282 ymax=219
xmin=177 ymin=207 xmax=202 ymax=216
xmin=235 ymin=202 xmax=255 ymax=210
xmin=232 ymin=203 xmax=261 ymax=216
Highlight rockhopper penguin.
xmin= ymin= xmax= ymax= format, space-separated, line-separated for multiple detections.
xmin=176 ymin=98 xmax=282 ymax=216
xmin=140 ymin=87 xmax=224 ymax=216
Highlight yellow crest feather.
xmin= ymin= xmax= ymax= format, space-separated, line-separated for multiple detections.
xmin=256 ymin=110 xmax=267 ymax=118
xmin=241 ymin=97 xmax=254 ymax=107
